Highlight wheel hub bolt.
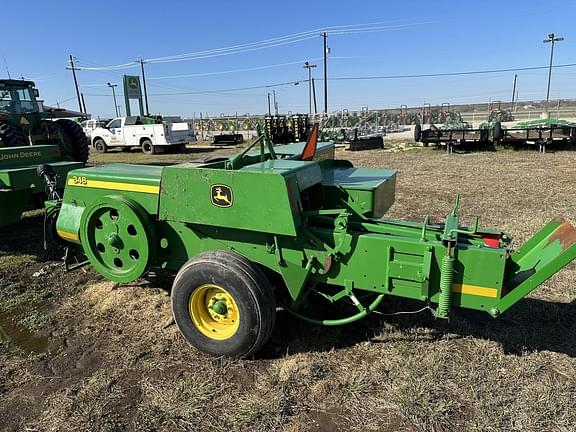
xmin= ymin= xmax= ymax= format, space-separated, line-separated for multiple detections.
xmin=211 ymin=300 xmax=228 ymax=315
xmin=107 ymin=233 xmax=121 ymax=248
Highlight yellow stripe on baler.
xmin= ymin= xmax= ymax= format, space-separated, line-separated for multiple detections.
xmin=57 ymin=230 xmax=79 ymax=241
xmin=452 ymin=284 xmax=498 ymax=298
xmin=67 ymin=178 xmax=160 ymax=194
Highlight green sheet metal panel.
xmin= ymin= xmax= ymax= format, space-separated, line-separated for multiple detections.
xmin=158 ymin=160 xmax=323 ymax=236
xmin=55 ymin=164 xmax=163 ymax=241
xmin=322 ymin=166 xmax=397 ymax=218
xmin=0 ymin=145 xmax=63 ymax=169
xmin=0 ymin=161 xmax=82 ymax=191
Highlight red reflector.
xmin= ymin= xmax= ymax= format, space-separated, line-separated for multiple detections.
xmin=483 ymin=234 xmax=500 ymax=248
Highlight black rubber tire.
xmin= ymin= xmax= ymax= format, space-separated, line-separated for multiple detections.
xmin=93 ymin=138 xmax=108 ymax=153
xmin=55 ymin=119 xmax=89 ymax=163
xmin=493 ymin=122 xmax=503 ymax=141
xmin=171 ymin=251 xmax=276 ymax=358
xmin=45 ymin=206 xmax=67 ymax=250
xmin=413 ymin=124 xmax=422 ymax=142
xmin=0 ymin=120 xmax=26 ymax=147
xmin=141 ymin=138 xmax=155 ymax=155
xmin=42 ymin=120 xmax=71 ymax=156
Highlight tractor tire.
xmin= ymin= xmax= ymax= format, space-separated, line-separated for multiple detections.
xmin=141 ymin=139 xmax=156 ymax=155
xmin=42 ymin=120 xmax=71 ymax=156
xmin=0 ymin=121 xmax=26 ymax=148
xmin=55 ymin=119 xmax=89 ymax=163
xmin=493 ymin=122 xmax=503 ymax=141
xmin=93 ymin=138 xmax=108 ymax=153
xmin=414 ymin=124 xmax=422 ymax=142
xmin=171 ymin=251 xmax=276 ymax=358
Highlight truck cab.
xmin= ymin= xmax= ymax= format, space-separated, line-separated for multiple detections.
xmin=81 ymin=119 xmax=109 ymax=141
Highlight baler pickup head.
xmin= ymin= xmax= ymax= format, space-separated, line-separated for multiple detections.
xmin=495 ymin=217 xmax=576 ymax=316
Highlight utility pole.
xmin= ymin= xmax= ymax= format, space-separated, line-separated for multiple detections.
xmin=107 ymin=82 xmax=119 ymax=117
xmin=200 ymin=112 xmax=204 ymax=141
xmin=273 ymin=90 xmax=278 ymax=115
xmin=303 ymin=61 xmax=317 ymax=115
xmin=81 ymin=93 xmax=87 ymax=114
xmin=68 ymin=55 xmax=83 ymax=113
xmin=139 ymin=58 xmax=150 ymax=115
xmin=322 ymin=32 xmax=329 ymax=115
xmin=312 ymin=77 xmax=317 ymax=115
xmin=543 ymin=33 xmax=564 ymax=109
xmin=267 ymin=93 xmax=271 ymax=115
xmin=511 ymin=74 xmax=517 ymax=112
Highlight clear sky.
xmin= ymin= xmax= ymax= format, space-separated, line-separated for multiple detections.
xmin=3 ymin=0 xmax=575 ymax=118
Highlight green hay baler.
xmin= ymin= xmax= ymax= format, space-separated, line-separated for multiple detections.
xmin=44 ymin=130 xmax=576 ymax=358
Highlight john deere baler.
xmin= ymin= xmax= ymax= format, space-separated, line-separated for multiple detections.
xmin=45 ymin=137 xmax=576 ymax=358
xmin=0 ymin=145 xmax=83 ymax=227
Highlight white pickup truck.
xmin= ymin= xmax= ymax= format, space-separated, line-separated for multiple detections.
xmin=90 ymin=116 xmax=195 ymax=154
xmin=81 ymin=119 xmax=109 ymax=141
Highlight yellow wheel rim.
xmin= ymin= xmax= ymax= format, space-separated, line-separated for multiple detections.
xmin=189 ymin=284 xmax=240 ymax=340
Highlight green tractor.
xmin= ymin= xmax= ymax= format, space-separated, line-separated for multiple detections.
xmin=0 ymin=79 xmax=89 ymax=227
xmin=488 ymin=101 xmax=514 ymax=123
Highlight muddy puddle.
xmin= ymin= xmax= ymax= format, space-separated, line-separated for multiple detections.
xmin=0 ymin=310 xmax=49 ymax=354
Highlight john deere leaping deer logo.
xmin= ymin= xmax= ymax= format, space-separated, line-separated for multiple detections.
xmin=211 ymin=184 xmax=233 ymax=208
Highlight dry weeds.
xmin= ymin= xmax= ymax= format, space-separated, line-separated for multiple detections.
xmin=1 ymin=146 xmax=576 ymax=431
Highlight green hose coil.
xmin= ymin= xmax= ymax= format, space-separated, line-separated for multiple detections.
xmin=436 ymin=255 xmax=455 ymax=319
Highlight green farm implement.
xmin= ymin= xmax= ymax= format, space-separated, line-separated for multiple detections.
xmin=43 ymin=128 xmax=576 ymax=357
xmin=0 ymin=79 xmax=89 ymax=227
xmin=496 ymin=119 xmax=576 ymax=152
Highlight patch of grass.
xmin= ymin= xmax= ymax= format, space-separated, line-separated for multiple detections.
xmin=16 ymin=307 xmax=51 ymax=331
xmin=0 ymin=253 xmax=36 ymax=268
xmin=136 ymin=375 xmax=215 ymax=430
xmin=38 ymin=370 xmax=127 ymax=432
xmin=228 ymin=390 xmax=289 ymax=430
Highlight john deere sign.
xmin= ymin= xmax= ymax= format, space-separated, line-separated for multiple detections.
xmin=123 ymin=75 xmax=144 ymax=116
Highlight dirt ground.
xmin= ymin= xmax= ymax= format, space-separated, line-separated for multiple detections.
xmin=1 ymin=143 xmax=576 ymax=432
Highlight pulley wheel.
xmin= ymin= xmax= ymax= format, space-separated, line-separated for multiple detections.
xmin=80 ymin=196 xmax=155 ymax=283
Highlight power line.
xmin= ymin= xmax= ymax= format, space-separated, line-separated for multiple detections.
xmin=74 ymin=34 xmax=317 ymax=70
xmin=86 ymin=79 xmax=306 ymax=97
xmin=72 ymin=21 xmax=428 ymax=71
xmin=81 ymin=63 xmax=576 ymax=98
xmin=147 ymin=58 xmax=323 ymax=80
xmin=328 ymin=62 xmax=576 ymax=81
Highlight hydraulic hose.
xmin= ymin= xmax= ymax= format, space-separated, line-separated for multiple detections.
xmin=286 ymin=293 xmax=386 ymax=326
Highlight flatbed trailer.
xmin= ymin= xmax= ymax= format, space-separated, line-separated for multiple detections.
xmin=498 ymin=125 xmax=576 ymax=152
xmin=414 ymin=124 xmax=490 ymax=153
